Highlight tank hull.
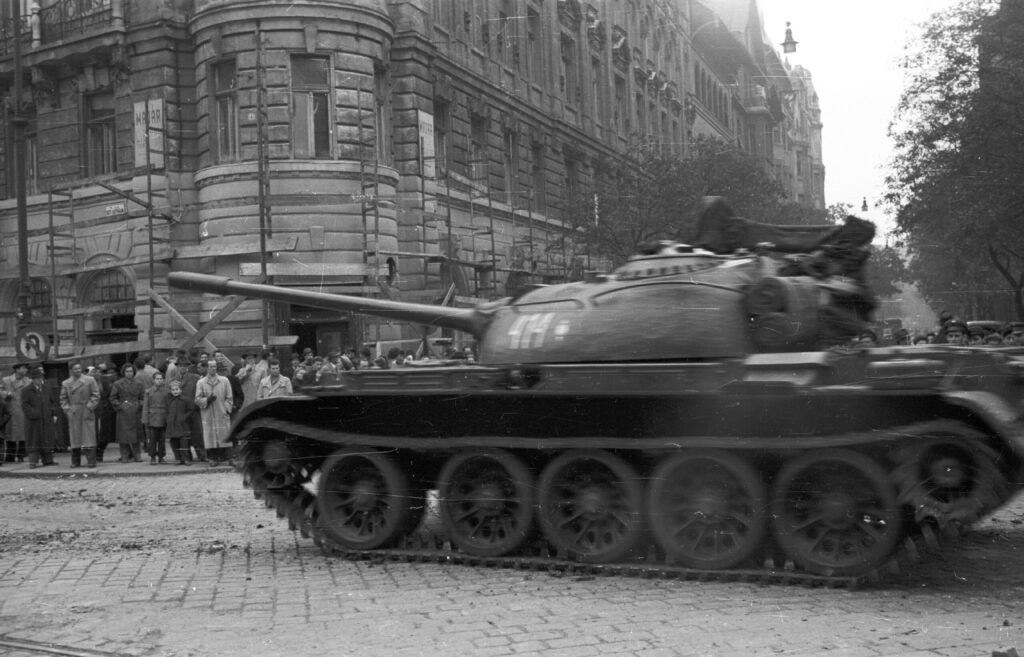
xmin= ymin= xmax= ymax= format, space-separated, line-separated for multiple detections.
xmin=232 ymin=347 xmax=1024 ymax=585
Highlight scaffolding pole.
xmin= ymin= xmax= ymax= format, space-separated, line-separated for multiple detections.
xmin=255 ymin=21 xmax=270 ymax=349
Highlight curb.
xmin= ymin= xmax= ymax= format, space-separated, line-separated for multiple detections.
xmin=0 ymin=452 xmax=236 ymax=478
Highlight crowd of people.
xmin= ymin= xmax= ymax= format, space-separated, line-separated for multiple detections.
xmin=853 ymin=316 xmax=1024 ymax=348
xmin=285 ymin=344 xmax=476 ymax=386
xmin=0 ymin=350 xmax=297 ymax=470
xmin=0 ymin=343 xmax=479 ymax=470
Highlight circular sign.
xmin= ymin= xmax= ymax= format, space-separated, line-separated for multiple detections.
xmin=16 ymin=330 xmax=49 ymax=362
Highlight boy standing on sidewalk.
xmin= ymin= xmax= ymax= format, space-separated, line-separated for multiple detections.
xmin=165 ymin=380 xmax=196 ymax=465
xmin=141 ymin=372 xmax=170 ymax=464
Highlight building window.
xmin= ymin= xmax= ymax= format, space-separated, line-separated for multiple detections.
xmin=470 ymin=114 xmax=488 ymax=183
xmin=527 ymin=7 xmax=542 ymax=82
xmin=635 ymin=92 xmax=644 ymax=135
xmin=26 ymin=133 xmax=37 ymax=194
xmin=531 ymin=142 xmax=546 ymax=212
xmin=560 ymin=34 xmax=578 ymax=106
xmin=374 ymin=67 xmax=391 ymax=165
xmin=433 ymin=100 xmax=449 ymax=176
xmin=503 ymin=128 xmax=518 ymax=204
xmin=614 ymin=75 xmax=627 ymax=132
xmin=564 ymin=155 xmax=579 ymax=199
xmin=291 ymin=55 xmax=331 ymax=159
xmin=89 ymin=269 xmax=134 ymax=304
xmin=84 ymin=92 xmax=116 ymax=177
xmin=212 ymin=60 xmax=239 ymax=162
xmin=3 ymin=123 xmax=37 ymax=197
xmin=29 ymin=278 xmax=51 ymax=317
xmin=591 ymin=56 xmax=604 ymax=128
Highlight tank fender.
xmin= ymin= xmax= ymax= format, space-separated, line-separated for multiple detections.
xmin=939 ymin=389 xmax=1024 ymax=460
xmin=228 ymin=394 xmax=319 ymax=433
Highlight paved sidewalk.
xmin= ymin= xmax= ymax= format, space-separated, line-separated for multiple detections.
xmin=0 ymin=450 xmax=233 ymax=478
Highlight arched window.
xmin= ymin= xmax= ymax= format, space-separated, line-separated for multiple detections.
xmin=89 ymin=270 xmax=134 ymax=304
xmin=29 ymin=278 xmax=52 ymax=316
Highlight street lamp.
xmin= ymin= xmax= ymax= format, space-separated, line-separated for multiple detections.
xmin=781 ymin=22 xmax=798 ymax=54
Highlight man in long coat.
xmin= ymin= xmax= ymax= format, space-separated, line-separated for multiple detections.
xmin=109 ymin=363 xmax=145 ymax=462
xmin=195 ymin=357 xmax=233 ymax=465
xmin=59 ymin=361 xmax=101 ymax=468
xmin=179 ymin=359 xmax=205 ymax=462
xmin=1 ymin=362 xmax=31 ymax=462
xmin=95 ymin=363 xmax=117 ymax=462
xmin=22 ymin=366 xmax=57 ymax=468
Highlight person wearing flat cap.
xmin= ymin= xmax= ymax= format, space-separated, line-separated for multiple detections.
xmin=22 ymin=366 xmax=57 ymax=468
xmin=943 ymin=320 xmax=968 ymax=346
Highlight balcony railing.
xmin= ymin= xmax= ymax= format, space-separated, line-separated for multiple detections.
xmin=39 ymin=0 xmax=113 ymax=43
xmin=740 ymin=84 xmax=769 ymax=113
xmin=0 ymin=16 xmax=32 ymax=57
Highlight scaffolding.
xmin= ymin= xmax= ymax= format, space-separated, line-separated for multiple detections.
xmin=42 ymin=106 xmax=172 ymax=361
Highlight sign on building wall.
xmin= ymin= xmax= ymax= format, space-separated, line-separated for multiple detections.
xmin=418 ymin=109 xmax=435 ymax=179
xmin=133 ymin=99 xmax=165 ymax=169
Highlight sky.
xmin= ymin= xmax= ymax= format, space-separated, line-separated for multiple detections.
xmin=758 ymin=0 xmax=958 ymax=236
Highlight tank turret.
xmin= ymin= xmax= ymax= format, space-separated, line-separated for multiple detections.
xmin=168 ymin=198 xmax=877 ymax=364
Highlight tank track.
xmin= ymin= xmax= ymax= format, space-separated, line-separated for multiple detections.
xmin=233 ymin=418 xmax=1014 ymax=589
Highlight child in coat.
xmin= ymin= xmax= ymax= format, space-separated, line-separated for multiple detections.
xmin=165 ymin=380 xmax=196 ymax=465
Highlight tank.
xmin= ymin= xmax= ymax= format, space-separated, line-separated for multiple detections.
xmin=168 ymin=197 xmax=1024 ymax=585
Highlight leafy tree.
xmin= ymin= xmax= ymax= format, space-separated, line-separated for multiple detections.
xmin=562 ymin=135 xmax=784 ymax=266
xmin=886 ymin=0 xmax=1024 ymax=320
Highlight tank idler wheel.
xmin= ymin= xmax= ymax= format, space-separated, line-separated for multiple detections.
xmin=316 ymin=447 xmax=414 ymax=550
xmin=438 ymin=449 xmax=535 ymax=558
xmin=890 ymin=423 xmax=1007 ymax=529
xmin=648 ymin=450 xmax=767 ymax=569
xmin=771 ymin=449 xmax=902 ymax=577
xmin=538 ymin=450 xmax=644 ymax=564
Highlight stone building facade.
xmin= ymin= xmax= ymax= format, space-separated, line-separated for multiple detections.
xmin=0 ymin=0 xmax=823 ymax=366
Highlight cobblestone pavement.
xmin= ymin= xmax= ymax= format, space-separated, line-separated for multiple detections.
xmin=0 ymin=463 xmax=1023 ymax=657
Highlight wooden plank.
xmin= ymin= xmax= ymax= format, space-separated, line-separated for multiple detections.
xmin=148 ymin=288 xmax=218 ymax=353
xmin=59 ymin=300 xmax=140 ymax=318
xmin=234 ymin=336 xmax=299 ymax=347
xmin=376 ymin=249 xmax=448 ymax=262
xmin=175 ymin=236 xmax=298 ymax=259
xmin=180 ymin=274 xmax=266 ymax=351
xmin=55 ymin=249 xmax=174 ymax=276
xmin=238 ymin=262 xmax=383 ymax=277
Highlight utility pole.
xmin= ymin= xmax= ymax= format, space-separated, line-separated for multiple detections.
xmin=12 ymin=0 xmax=30 ymax=327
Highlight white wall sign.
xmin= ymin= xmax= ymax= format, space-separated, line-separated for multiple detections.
xmin=133 ymin=98 xmax=165 ymax=169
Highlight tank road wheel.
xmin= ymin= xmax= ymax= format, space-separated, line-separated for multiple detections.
xmin=438 ymin=449 xmax=534 ymax=557
xmin=240 ymin=435 xmax=307 ymax=492
xmin=771 ymin=449 xmax=902 ymax=577
xmin=890 ymin=422 xmax=1008 ymax=531
xmin=538 ymin=450 xmax=643 ymax=563
xmin=648 ymin=450 xmax=767 ymax=569
xmin=316 ymin=447 xmax=413 ymax=550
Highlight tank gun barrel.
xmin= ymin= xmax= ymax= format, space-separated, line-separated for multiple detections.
xmin=168 ymin=272 xmax=484 ymax=336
